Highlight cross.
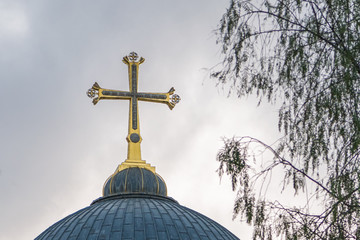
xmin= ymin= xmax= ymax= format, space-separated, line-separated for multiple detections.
xmin=87 ymin=52 xmax=180 ymax=173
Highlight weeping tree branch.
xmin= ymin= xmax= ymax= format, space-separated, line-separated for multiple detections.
xmin=214 ymin=1 xmax=360 ymax=239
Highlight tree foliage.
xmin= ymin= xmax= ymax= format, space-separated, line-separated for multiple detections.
xmin=212 ymin=0 xmax=360 ymax=239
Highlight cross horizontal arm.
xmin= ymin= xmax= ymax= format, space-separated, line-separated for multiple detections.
xmin=87 ymin=83 xmax=180 ymax=110
xmin=136 ymin=93 xmax=167 ymax=100
xmin=102 ymin=91 xmax=167 ymax=101
xmin=136 ymin=90 xmax=177 ymax=110
xmin=87 ymin=83 xmax=130 ymax=104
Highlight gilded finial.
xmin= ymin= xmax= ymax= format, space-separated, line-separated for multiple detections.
xmin=87 ymin=82 xmax=101 ymax=105
xmin=123 ymin=52 xmax=145 ymax=65
xmin=86 ymin=52 xmax=180 ymax=174
xmin=128 ymin=52 xmax=138 ymax=61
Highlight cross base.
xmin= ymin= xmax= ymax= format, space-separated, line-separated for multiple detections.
xmin=115 ymin=160 xmax=156 ymax=173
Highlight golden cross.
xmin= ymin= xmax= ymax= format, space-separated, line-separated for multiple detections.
xmin=87 ymin=52 xmax=180 ymax=173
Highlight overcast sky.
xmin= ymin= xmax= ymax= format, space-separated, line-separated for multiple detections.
xmin=0 ymin=1 xmax=281 ymax=239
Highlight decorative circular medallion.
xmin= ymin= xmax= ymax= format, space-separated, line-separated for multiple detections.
xmin=130 ymin=133 xmax=140 ymax=143
xmin=87 ymin=88 xmax=97 ymax=98
xmin=170 ymin=94 xmax=181 ymax=104
xmin=128 ymin=52 xmax=139 ymax=62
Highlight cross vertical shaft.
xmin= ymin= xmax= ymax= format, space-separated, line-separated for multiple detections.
xmin=124 ymin=56 xmax=143 ymax=162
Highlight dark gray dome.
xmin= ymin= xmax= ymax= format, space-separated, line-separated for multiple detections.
xmin=103 ymin=167 xmax=167 ymax=197
xmin=36 ymin=194 xmax=239 ymax=240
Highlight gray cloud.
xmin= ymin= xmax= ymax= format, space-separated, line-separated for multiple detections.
xmin=0 ymin=1 xmax=280 ymax=239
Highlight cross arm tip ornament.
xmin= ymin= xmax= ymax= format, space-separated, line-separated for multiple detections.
xmin=167 ymin=87 xmax=181 ymax=110
xmin=87 ymin=82 xmax=181 ymax=109
xmin=122 ymin=52 xmax=145 ymax=65
xmin=87 ymin=82 xmax=101 ymax=105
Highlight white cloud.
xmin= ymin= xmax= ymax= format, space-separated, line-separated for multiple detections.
xmin=0 ymin=4 xmax=29 ymax=38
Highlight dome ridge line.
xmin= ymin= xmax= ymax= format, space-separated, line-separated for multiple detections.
xmin=91 ymin=193 xmax=179 ymax=205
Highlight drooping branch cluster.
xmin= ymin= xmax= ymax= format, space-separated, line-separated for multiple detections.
xmin=213 ymin=0 xmax=360 ymax=239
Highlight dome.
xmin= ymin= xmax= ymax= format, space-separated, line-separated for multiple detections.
xmin=36 ymin=53 xmax=240 ymax=239
xmin=35 ymin=193 xmax=239 ymax=240
xmin=36 ymin=165 xmax=240 ymax=239
xmin=103 ymin=167 xmax=167 ymax=197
